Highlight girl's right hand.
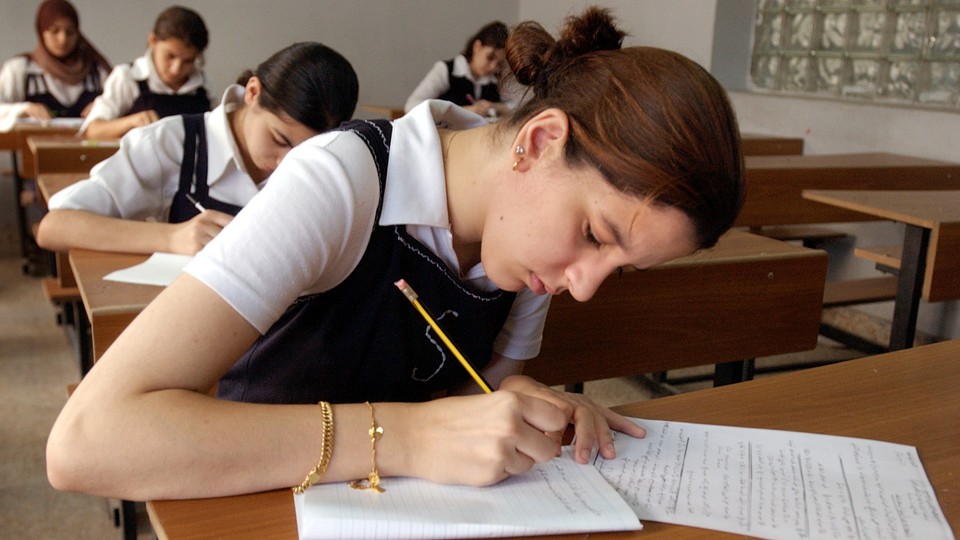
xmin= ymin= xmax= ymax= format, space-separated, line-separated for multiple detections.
xmin=23 ymin=102 xmax=53 ymax=122
xmin=169 ymin=210 xmax=234 ymax=254
xmin=395 ymin=392 xmax=567 ymax=486
xmin=125 ymin=110 xmax=160 ymax=130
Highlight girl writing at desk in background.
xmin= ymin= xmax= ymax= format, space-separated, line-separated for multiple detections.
xmin=36 ymin=42 xmax=358 ymax=256
xmin=47 ymin=7 xmax=744 ymax=500
xmin=0 ymin=0 xmax=111 ymax=130
xmin=80 ymin=5 xmax=211 ymax=140
xmin=404 ymin=21 xmax=512 ymax=117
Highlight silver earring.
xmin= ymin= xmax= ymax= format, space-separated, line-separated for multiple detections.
xmin=515 ymin=145 xmax=525 ymax=155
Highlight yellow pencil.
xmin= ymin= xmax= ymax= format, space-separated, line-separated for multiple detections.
xmin=394 ymin=278 xmax=493 ymax=393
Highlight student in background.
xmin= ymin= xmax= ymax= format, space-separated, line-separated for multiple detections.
xmin=47 ymin=7 xmax=744 ymax=500
xmin=81 ymin=5 xmax=210 ymax=140
xmin=37 ymin=42 xmax=358 ymax=256
xmin=0 ymin=0 xmax=111 ymax=130
xmin=404 ymin=21 xmax=510 ymax=117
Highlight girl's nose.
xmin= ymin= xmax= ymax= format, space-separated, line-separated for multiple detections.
xmin=566 ymin=262 xmax=613 ymax=303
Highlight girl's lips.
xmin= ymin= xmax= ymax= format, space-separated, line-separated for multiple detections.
xmin=529 ymin=272 xmax=548 ymax=295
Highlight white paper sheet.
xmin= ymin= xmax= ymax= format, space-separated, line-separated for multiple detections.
xmin=294 ymin=447 xmax=641 ymax=539
xmin=102 ymin=253 xmax=192 ymax=287
xmin=595 ymin=418 xmax=955 ymax=540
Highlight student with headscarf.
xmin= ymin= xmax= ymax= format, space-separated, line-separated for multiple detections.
xmin=0 ymin=0 xmax=111 ymax=130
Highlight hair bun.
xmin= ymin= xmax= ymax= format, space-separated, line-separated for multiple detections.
xmin=555 ymin=7 xmax=625 ymax=58
xmin=504 ymin=6 xmax=625 ymax=94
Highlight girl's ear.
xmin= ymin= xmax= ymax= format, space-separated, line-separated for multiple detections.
xmin=243 ymin=76 xmax=262 ymax=107
xmin=512 ymin=108 xmax=570 ymax=172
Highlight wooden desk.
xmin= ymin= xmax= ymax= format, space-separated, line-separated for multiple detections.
xmin=803 ymin=190 xmax=960 ymax=350
xmin=740 ymin=132 xmax=804 ymax=156
xmin=13 ymin=124 xmax=79 ymax=178
xmin=37 ymin=173 xmax=87 ymax=287
xmin=36 ymin=171 xmax=86 ymax=208
xmin=69 ymin=249 xmax=160 ymax=363
xmin=27 ymin=136 xmax=118 ymax=176
xmin=738 ymin=152 xmax=960 ymax=228
xmin=525 ymin=230 xmax=827 ymax=386
xmin=147 ymin=340 xmax=960 ymax=539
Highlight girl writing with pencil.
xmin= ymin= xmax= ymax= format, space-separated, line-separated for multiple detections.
xmin=80 ymin=6 xmax=212 ymax=140
xmin=47 ymin=7 xmax=744 ymax=500
xmin=0 ymin=0 xmax=111 ymax=129
xmin=36 ymin=42 xmax=358 ymax=256
xmin=404 ymin=21 xmax=511 ymax=117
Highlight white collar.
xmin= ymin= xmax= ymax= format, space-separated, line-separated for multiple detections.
xmin=204 ymin=84 xmax=247 ymax=186
xmin=379 ymin=100 xmax=487 ymax=229
xmin=451 ymin=54 xmax=497 ymax=86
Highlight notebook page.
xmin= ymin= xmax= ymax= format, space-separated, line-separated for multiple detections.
xmin=102 ymin=253 xmax=192 ymax=287
xmin=595 ymin=418 xmax=955 ymax=540
xmin=294 ymin=447 xmax=641 ymax=539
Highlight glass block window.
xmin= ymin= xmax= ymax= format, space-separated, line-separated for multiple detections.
xmin=751 ymin=0 xmax=960 ymax=109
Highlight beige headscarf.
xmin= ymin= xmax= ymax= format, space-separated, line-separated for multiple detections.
xmin=28 ymin=0 xmax=110 ymax=85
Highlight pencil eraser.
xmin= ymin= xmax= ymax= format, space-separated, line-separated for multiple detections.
xmin=394 ymin=279 xmax=408 ymax=290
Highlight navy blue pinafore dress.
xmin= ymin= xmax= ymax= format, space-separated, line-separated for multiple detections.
xmin=217 ymin=119 xmax=517 ymax=404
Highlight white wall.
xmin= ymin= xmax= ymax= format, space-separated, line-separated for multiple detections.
xmin=0 ymin=0 xmax=519 ymax=114
xmin=519 ymin=0 xmax=717 ymax=69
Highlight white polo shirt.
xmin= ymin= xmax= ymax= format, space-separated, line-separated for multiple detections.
xmin=0 ymin=56 xmax=110 ymax=130
xmin=80 ymin=49 xmax=207 ymax=133
xmin=49 ymin=85 xmax=255 ymax=221
xmin=186 ymin=100 xmax=550 ymax=360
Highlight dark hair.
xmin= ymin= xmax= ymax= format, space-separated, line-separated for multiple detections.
xmin=153 ymin=6 xmax=209 ymax=52
xmin=235 ymin=42 xmax=358 ymax=133
xmin=462 ymin=21 xmax=509 ymax=60
xmin=503 ymin=7 xmax=744 ymax=249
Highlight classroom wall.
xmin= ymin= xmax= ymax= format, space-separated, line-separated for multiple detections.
xmin=0 ymin=0 xmax=519 ymax=115
xmin=4 ymin=0 xmax=957 ymax=340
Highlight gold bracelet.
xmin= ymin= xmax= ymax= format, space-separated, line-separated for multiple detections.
xmin=292 ymin=401 xmax=335 ymax=494
xmin=349 ymin=401 xmax=385 ymax=493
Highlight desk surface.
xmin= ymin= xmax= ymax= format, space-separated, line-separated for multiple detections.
xmin=36 ymin=172 xmax=86 ymax=207
xmin=69 ymin=249 xmax=159 ymax=360
xmin=803 ymin=189 xmax=960 ymax=228
xmin=147 ymin=340 xmax=960 ymax=539
xmin=738 ymin=152 xmax=960 ymax=227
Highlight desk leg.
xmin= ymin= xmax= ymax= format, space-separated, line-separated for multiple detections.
xmin=889 ymin=225 xmax=929 ymax=351
xmin=10 ymin=151 xmax=30 ymax=257
xmin=76 ymin=304 xmax=93 ymax=375
xmin=713 ymin=359 xmax=755 ymax=386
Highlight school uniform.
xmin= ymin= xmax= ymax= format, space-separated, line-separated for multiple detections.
xmin=49 ymin=85 xmax=254 ymax=221
xmin=79 ymin=49 xmax=209 ymax=134
xmin=187 ymin=100 xmax=551 ymax=404
xmin=0 ymin=55 xmax=109 ymax=130
xmin=404 ymin=54 xmax=500 ymax=113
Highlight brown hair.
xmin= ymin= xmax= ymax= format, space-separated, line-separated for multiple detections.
xmin=462 ymin=21 xmax=509 ymax=61
xmin=503 ymin=7 xmax=744 ymax=249
xmin=153 ymin=5 xmax=209 ymax=52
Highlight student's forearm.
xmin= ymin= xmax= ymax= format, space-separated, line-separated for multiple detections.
xmin=37 ymin=210 xmax=178 ymax=254
xmin=83 ymin=118 xmax=132 ymax=140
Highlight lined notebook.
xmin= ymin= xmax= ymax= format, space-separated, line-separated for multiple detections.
xmin=294 ymin=418 xmax=954 ymax=540
xmin=293 ymin=446 xmax=641 ymax=539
